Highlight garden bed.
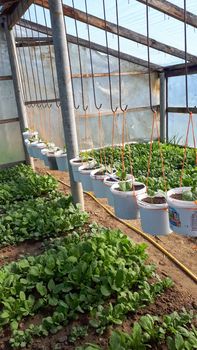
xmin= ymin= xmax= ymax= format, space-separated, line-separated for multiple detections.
xmin=0 ymin=163 xmax=196 ymax=350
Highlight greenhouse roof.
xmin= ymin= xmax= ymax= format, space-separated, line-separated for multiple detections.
xmin=1 ymin=0 xmax=197 ymax=72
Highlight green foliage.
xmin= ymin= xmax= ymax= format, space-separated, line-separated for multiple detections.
xmin=108 ymin=309 xmax=197 ymax=350
xmin=0 ymin=193 xmax=88 ymax=246
xmin=0 ymin=166 xmax=57 ymax=207
xmin=68 ymin=325 xmax=88 ymax=343
xmin=93 ymin=143 xmax=197 ymax=192
xmin=0 ymin=228 xmax=171 ymax=347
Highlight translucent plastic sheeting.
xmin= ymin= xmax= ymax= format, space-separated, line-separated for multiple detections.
xmin=168 ymin=75 xmax=197 ymax=108
xmin=0 ymin=122 xmax=25 ymax=165
xmin=0 ymin=81 xmax=18 ymax=120
xmin=168 ymin=113 xmax=197 ymax=148
xmin=22 ymin=43 xmax=160 ymax=148
xmin=0 ymin=30 xmax=11 ymax=76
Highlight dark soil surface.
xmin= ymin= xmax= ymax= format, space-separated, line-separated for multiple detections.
xmin=171 ymin=193 xmax=185 ymax=200
xmin=0 ymin=160 xmax=196 ymax=350
xmin=117 ymin=184 xmax=145 ymax=191
xmin=142 ymin=196 xmax=167 ymax=204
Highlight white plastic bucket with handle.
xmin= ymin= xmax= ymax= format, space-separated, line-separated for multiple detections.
xmin=69 ymin=158 xmax=92 ymax=182
xmin=22 ymin=130 xmax=38 ymax=140
xmin=55 ymin=152 xmax=68 ymax=171
xmin=35 ymin=142 xmax=46 ymax=160
xmin=104 ymin=176 xmax=119 ymax=206
xmin=90 ymin=168 xmax=116 ymax=198
xmin=41 ymin=148 xmax=49 ymax=167
xmin=167 ymin=187 xmax=197 ymax=237
xmin=110 ymin=181 xmax=146 ymax=220
xmin=79 ymin=164 xmax=100 ymax=192
xmin=138 ymin=194 xmax=172 ymax=236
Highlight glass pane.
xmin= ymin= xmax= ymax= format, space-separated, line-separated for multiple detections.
xmin=168 ymin=113 xmax=197 ymax=147
xmin=0 ymin=81 xmax=18 ymax=120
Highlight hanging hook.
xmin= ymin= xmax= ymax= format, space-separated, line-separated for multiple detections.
xmin=184 ymin=0 xmax=192 ymax=114
xmin=72 ymin=0 xmax=88 ymax=112
xmin=102 ymin=0 xmax=118 ymax=113
xmin=115 ymin=0 xmax=128 ymax=112
xmin=84 ymin=0 xmax=102 ymax=111
xmin=146 ymin=0 xmax=156 ymax=114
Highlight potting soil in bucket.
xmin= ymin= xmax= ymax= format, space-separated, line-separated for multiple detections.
xmin=110 ymin=181 xmax=146 ymax=220
xmin=167 ymin=187 xmax=197 ymax=237
xmin=78 ymin=164 xmax=100 ymax=192
xmin=137 ymin=194 xmax=172 ymax=236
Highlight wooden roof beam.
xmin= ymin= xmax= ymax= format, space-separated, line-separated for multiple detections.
xmin=5 ymin=0 xmax=34 ymax=29
xmin=34 ymin=0 xmax=197 ymax=64
xmin=136 ymin=0 xmax=197 ymax=29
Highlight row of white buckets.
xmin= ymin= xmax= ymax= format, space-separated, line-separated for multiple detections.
xmin=70 ymin=159 xmax=197 ymax=237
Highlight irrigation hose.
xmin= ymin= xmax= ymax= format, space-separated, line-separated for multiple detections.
xmin=47 ymin=173 xmax=197 ymax=284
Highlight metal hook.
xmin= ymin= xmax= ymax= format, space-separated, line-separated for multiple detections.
xmin=84 ymin=0 xmax=102 ymax=111
xmin=146 ymin=0 xmax=156 ymax=114
xmin=102 ymin=0 xmax=118 ymax=113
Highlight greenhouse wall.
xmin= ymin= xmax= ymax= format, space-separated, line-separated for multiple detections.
xmin=0 ymin=28 xmax=25 ymax=167
xmin=18 ymin=44 xmax=160 ymax=150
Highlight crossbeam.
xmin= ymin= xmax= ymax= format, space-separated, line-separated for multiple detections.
xmin=34 ymin=0 xmax=197 ymax=64
xmin=136 ymin=0 xmax=197 ymax=29
xmin=6 ymin=0 xmax=34 ymax=28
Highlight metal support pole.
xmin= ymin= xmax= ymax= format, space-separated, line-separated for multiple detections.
xmin=160 ymin=72 xmax=166 ymax=143
xmin=48 ymin=0 xmax=84 ymax=208
xmin=4 ymin=23 xmax=34 ymax=168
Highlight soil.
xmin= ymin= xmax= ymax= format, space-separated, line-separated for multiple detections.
xmin=171 ymin=193 xmax=187 ymax=200
xmin=105 ymin=177 xmax=118 ymax=182
xmin=0 ymin=160 xmax=196 ymax=350
xmin=117 ymin=184 xmax=145 ymax=191
xmin=142 ymin=196 xmax=167 ymax=204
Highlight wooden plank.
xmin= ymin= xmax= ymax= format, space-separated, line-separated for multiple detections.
xmin=0 ymin=75 xmax=12 ymax=81
xmin=164 ymin=63 xmax=197 ymax=77
xmin=136 ymin=0 xmax=197 ymax=29
xmin=167 ymin=107 xmax=197 ymax=114
xmin=17 ymin=22 xmax=162 ymax=70
xmin=0 ymin=117 xmax=19 ymax=125
xmin=6 ymin=0 xmax=34 ymax=29
xmin=34 ymin=0 xmax=197 ymax=63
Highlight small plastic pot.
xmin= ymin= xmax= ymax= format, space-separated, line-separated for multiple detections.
xmin=167 ymin=187 xmax=197 ymax=237
xmin=70 ymin=157 xmax=93 ymax=182
xmin=55 ymin=152 xmax=68 ymax=171
xmin=90 ymin=168 xmax=116 ymax=198
xmin=138 ymin=194 xmax=172 ymax=236
xmin=110 ymin=181 xmax=146 ymax=220
xmin=78 ymin=164 xmax=100 ymax=192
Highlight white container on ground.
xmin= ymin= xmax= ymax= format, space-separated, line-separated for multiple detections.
xmin=104 ymin=176 xmax=119 ymax=206
xmin=35 ymin=142 xmax=46 ymax=160
xmin=55 ymin=151 xmax=68 ymax=171
xmin=167 ymin=187 xmax=197 ymax=237
xmin=90 ymin=168 xmax=116 ymax=198
xmin=110 ymin=181 xmax=146 ymax=220
xmin=70 ymin=158 xmax=93 ymax=182
xmin=22 ymin=130 xmax=38 ymax=140
xmin=47 ymin=152 xmax=58 ymax=170
xmin=79 ymin=164 xmax=100 ymax=192
xmin=41 ymin=148 xmax=50 ymax=167
xmin=137 ymin=194 xmax=172 ymax=236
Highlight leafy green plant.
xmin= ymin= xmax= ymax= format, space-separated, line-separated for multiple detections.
xmin=0 ymin=193 xmax=88 ymax=246
xmin=0 ymin=228 xmax=172 ymax=348
xmin=68 ymin=325 xmax=88 ymax=343
xmin=182 ymin=185 xmax=197 ymax=201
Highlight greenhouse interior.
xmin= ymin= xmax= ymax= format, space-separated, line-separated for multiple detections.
xmin=0 ymin=0 xmax=197 ymax=349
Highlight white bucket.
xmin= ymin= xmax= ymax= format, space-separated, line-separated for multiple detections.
xmin=55 ymin=152 xmax=68 ymax=171
xmin=69 ymin=158 xmax=93 ymax=182
xmin=138 ymin=194 xmax=172 ymax=236
xmin=104 ymin=176 xmax=118 ymax=206
xmin=167 ymin=187 xmax=197 ymax=237
xmin=35 ymin=142 xmax=46 ymax=160
xmin=47 ymin=152 xmax=58 ymax=170
xmin=22 ymin=130 xmax=38 ymax=140
xmin=90 ymin=167 xmax=108 ymax=198
xmin=30 ymin=141 xmax=39 ymax=158
xmin=41 ymin=148 xmax=49 ymax=167
xmin=79 ymin=164 xmax=100 ymax=192
xmin=110 ymin=181 xmax=146 ymax=220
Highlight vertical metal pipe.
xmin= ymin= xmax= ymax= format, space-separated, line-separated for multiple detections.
xmin=4 ymin=23 xmax=34 ymax=168
xmin=160 ymin=72 xmax=166 ymax=143
xmin=48 ymin=0 xmax=84 ymax=208
xmin=166 ymin=76 xmax=169 ymax=143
